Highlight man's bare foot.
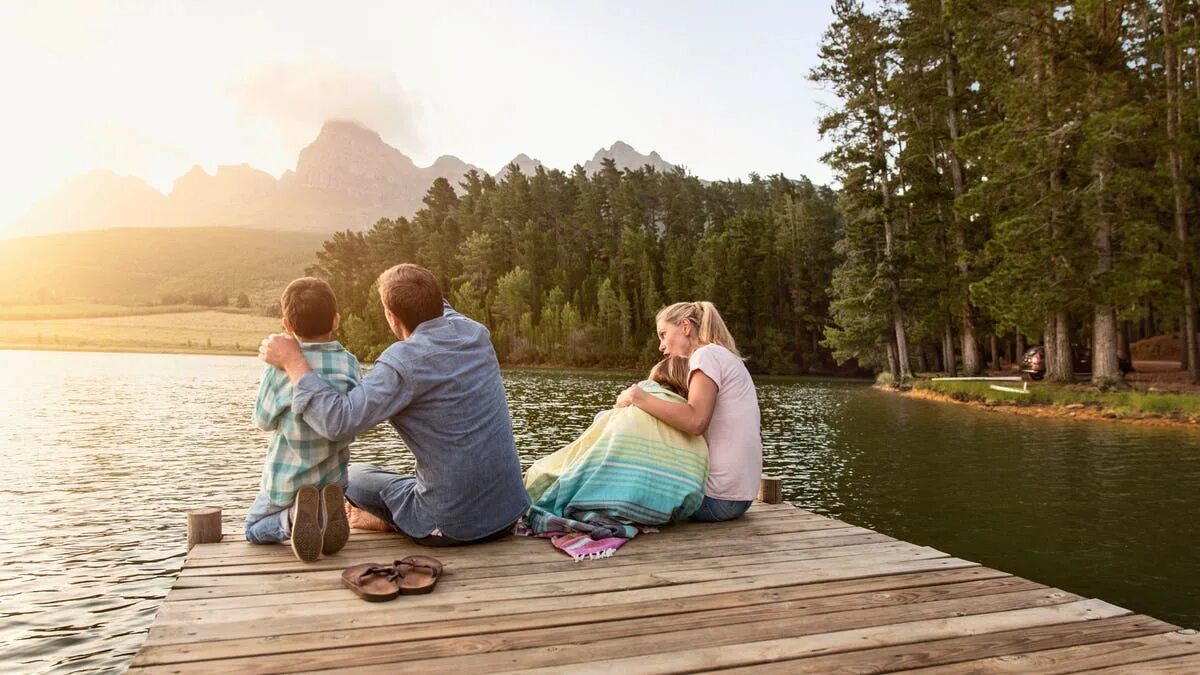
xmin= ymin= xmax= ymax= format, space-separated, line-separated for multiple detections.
xmin=346 ymin=503 xmax=396 ymax=532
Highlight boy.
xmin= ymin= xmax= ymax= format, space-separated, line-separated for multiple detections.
xmin=246 ymin=277 xmax=361 ymax=562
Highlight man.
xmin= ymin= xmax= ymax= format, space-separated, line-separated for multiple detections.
xmin=259 ymin=263 xmax=529 ymax=546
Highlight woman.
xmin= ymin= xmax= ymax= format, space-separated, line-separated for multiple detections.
xmin=616 ymin=301 xmax=762 ymax=522
xmin=521 ymin=357 xmax=709 ymax=558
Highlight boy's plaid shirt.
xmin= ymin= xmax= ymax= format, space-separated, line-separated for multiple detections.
xmin=253 ymin=341 xmax=361 ymax=505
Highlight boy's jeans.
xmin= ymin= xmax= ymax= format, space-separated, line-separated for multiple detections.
xmin=689 ymin=496 xmax=752 ymax=522
xmin=244 ymin=492 xmax=292 ymax=544
xmin=244 ymin=476 xmax=348 ymax=544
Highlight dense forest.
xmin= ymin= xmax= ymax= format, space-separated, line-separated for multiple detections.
xmin=814 ymin=0 xmax=1200 ymax=386
xmin=309 ymin=166 xmax=843 ymax=374
xmin=311 ymin=0 xmax=1199 ymax=384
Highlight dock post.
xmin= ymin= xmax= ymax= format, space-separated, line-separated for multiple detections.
xmin=758 ymin=476 xmax=783 ymax=504
xmin=186 ymin=507 xmax=223 ymax=551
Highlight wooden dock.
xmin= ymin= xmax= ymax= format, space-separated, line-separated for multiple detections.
xmin=132 ymin=502 xmax=1200 ymax=673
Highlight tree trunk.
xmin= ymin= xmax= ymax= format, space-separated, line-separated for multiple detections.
xmin=886 ymin=338 xmax=900 ymax=384
xmin=960 ymin=316 xmax=981 ymax=376
xmin=990 ymin=334 xmax=1000 ymax=371
xmin=1043 ymin=315 xmax=1058 ymax=379
xmin=872 ymin=62 xmax=910 ymax=384
xmin=1093 ymin=306 xmax=1122 ymax=386
xmin=1164 ymin=2 xmax=1200 ymax=383
xmin=1016 ymin=330 xmax=1026 ymax=363
xmin=1046 ymin=311 xmax=1074 ymax=382
xmin=1182 ymin=315 xmax=1191 ymax=371
xmin=1090 ymin=156 xmax=1124 ymax=387
xmin=893 ymin=309 xmax=912 ymax=381
xmin=917 ymin=346 xmax=928 ymax=373
xmin=940 ymin=1 xmax=981 ymax=377
xmin=943 ymin=319 xmax=957 ymax=376
xmin=1118 ymin=321 xmax=1130 ymax=362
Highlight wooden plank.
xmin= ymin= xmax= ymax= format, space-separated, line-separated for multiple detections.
xmin=308 ymin=595 xmax=1107 ymax=675
xmin=180 ymin=515 xmax=866 ymax=568
xmin=132 ymin=568 xmax=1012 ymax=667
xmin=150 ymin=548 xmax=957 ymax=627
xmin=177 ymin=528 xmax=880 ymax=579
xmin=905 ymin=629 xmax=1200 ymax=674
xmin=168 ymin=531 xmax=899 ymax=598
xmin=495 ymin=599 xmax=1130 ymax=675
xmin=716 ymin=614 xmax=1180 ymax=674
xmin=185 ymin=505 xmax=820 ymax=563
xmin=176 ymin=519 xmax=863 ymax=576
xmin=1083 ymin=653 xmax=1200 ymax=674
xmin=142 ymin=557 xmax=983 ymax=646
xmin=166 ymin=540 xmax=923 ymax=606
xmin=131 ymin=578 xmax=1056 ymax=673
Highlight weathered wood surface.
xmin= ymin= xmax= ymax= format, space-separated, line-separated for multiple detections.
xmin=131 ymin=503 xmax=1200 ymax=673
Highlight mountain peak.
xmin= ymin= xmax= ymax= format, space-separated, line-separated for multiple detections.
xmin=495 ymin=153 xmax=544 ymax=178
xmin=583 ymin=141 xmax=677 ymax=175
xmin=293 ymin=119 xmax=416 ymax=202
xmin=317 ymin=119 xmax=380 ymax=140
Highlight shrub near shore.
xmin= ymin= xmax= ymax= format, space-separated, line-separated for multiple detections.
xmin=908 ymin=379 xmax=1200 ymax=424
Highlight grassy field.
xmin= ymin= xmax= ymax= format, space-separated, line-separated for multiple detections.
xmin=0 ymin=303 xmax=259 ymax=321
xmin=911 ymin=379 xmax=1200 ymax=421
xmin=0 ymin=310 xmax=281 ymax=355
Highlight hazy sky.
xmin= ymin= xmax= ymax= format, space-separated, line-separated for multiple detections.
xmin=0 ymin=1 xmax=837 ymax=228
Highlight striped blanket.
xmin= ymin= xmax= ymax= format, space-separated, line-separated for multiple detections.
xmin=520 ymin=381 xmax=708 ymax=560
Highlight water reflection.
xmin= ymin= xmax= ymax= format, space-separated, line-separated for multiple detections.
xmin=0 ymin=352 xmax=1197 ymax=673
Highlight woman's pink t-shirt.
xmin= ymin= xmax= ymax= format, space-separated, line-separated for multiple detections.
xmin=689 ymin=344 xmax=762 ymax=500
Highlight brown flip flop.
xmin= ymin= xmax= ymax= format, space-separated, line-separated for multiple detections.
xmin=392 ymin=555 xmax=443 ymax=594
xmin=341 ymin=562 xmax=403 ymax=602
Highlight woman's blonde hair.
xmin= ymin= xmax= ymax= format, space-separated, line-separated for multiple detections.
xmin=655 ymin=301 xmax=741 ymax=357
xmin=649 ymin=356 xmax=692 ymax=398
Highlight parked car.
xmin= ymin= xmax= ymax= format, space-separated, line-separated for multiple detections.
xmin=1020 ymin=345 xmax=1133 ymax=380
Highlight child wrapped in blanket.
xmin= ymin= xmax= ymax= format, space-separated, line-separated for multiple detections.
xmin=520 ymin=356 xmax=709 ymax=559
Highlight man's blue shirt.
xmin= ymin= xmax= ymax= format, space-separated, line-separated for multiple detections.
xmin=293 ymin=302 xmax=529 ymax=539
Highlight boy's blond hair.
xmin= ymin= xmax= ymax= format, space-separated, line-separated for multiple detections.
xmin=650 ymin=356 xmax=692 ymax=398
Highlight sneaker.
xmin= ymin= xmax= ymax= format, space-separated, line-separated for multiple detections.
xmin=290 ymin=485 xmax=322 ymax=562
xmin=321 ymin=483 xmax=350 ymax=556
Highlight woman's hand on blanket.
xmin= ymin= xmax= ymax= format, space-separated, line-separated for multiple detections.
xmin=615 ymin=384 xmax=643 ymax=408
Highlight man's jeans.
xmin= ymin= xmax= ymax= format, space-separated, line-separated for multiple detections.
xmin=346 ymin=463 xmax=515 ymax=546
xmin=689 ymin=496 xmax=752 ymax=522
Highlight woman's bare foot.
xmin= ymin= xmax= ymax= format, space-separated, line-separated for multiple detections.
xmin=345 ymin=503 xmax=396 ymax=532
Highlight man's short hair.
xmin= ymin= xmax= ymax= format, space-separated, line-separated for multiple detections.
xmin=281 ymin=277 xmax=338 ymax=340
xmin=377 ymin=263 xmax=443 ymax=333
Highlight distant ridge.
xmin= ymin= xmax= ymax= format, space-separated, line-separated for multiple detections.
xmin=10 ymin=122 xmax=687 ymax=238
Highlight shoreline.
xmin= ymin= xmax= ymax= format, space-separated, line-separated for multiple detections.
xmin=0 ymin=343 xmax=856 ymax=381
xmin=897 ymin=385 xmax=1200 ymax=430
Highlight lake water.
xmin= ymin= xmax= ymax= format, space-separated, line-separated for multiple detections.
xmin=1 ymin=350 xmax=1198 ymax=673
